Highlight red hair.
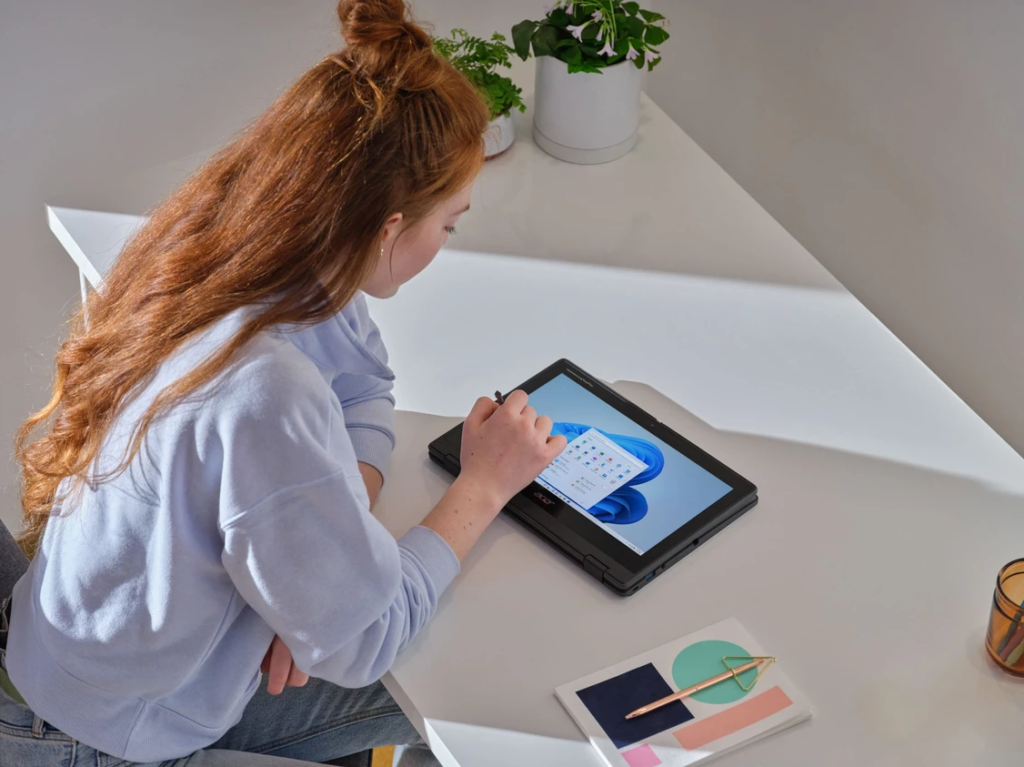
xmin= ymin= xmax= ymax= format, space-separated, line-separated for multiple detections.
xmin=16 ymin=0 xmax=489 ymax=557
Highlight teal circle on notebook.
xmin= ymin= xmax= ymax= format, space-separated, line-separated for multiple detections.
xmin=671 ymin=640 xmax=756 ymax=704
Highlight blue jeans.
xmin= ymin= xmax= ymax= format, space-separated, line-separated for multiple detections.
xmin=0 ymin=650 xmax=437 ymax=766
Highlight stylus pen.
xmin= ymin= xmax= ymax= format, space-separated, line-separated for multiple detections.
xmin=624 ymin=658 xmax=767 ymax=720
xmin=494 ymin=390 xmax=505 ymax=405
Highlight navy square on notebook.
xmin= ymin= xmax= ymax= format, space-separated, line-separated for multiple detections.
xmin=576 ymin=662 xmax=694 ymax=749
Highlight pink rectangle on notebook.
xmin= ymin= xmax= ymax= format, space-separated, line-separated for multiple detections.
xmin=673 ymin=686 xmax=793 ymax=750
xmin=621 ymin=743 xmax=662 ymax=767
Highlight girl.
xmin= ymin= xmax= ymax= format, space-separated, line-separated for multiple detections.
xmin=0 ymin=1 xmax=566 ymax=765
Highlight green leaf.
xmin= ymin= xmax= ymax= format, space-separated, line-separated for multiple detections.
xmin=548 ymin=8 xmax=570 ymax=26
xmin=625 ymin=16 xmax=645 ymax=37
xmin=633 ymin=55 xmax=645 ymax=70
xmin=435 ymin=26 xmax=521 ymax=74
xmin=582 ymin=24 xmax=599 ymax=42
xmin=623 ymin=2 xmax=640 ymax=16
xmin=644 ymin=26 xmax=669 ymax=45
xmin=511 ymin=20 xmax=537 ymax=60
xmin=567 ymin=57 xmax=602 ymax=74
xmin=556 ymin=38 xmax=577 ymax=49
xmin=639 ymin=9 xmax=665 ymax=22
xmin=476 ymin=70 xmax=525 ymax=119
xmin=532 ymin=23 xmax=560 ymax=57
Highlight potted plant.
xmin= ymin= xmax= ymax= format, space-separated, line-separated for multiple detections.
xmin=512 ymin=1 xmax=669 ymax=164
xmin=434 ymin=28 xmax=527 ymax=160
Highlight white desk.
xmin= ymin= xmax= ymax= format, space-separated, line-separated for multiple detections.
xmin=49 ymin=95 xmax=1024 ymax=767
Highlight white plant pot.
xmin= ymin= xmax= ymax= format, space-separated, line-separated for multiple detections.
xmin=484 ymin=112 xmax=516 ymax=160
xmin=533 ymin=56 xmax=643 ymax=164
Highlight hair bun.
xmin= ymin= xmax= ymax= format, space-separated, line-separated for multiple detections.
xmin=337 ymin=0 xmax=431 ymax=74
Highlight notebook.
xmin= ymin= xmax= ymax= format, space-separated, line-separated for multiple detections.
xmin=555 ymin=618 xmax=812 ymax=767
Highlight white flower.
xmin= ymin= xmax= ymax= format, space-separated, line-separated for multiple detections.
xmin=598 ymin=40 xmax=616 ymax=58
xmin=597 ymin=27 xmax=603 ymax=41
xmin=645 ymin=49 xmax=658 ymax=64
xmin=625 ymin=43 xmax=639 ymax=61
xmin=592 ymin=10 xmax=602 ymax=21
xmin=566 ymin=23 xmax=586 ymax=41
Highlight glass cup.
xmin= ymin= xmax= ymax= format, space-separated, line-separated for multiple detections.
xmin=986 ymin=558 xmax=1024 ymax=675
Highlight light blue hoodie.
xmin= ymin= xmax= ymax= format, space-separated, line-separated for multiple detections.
xmin=8 ymin=294 xmax=459 ymax=762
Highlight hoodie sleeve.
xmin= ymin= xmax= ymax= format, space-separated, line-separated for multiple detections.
xmin=223 ymin=492 xmax=459 ymax=688
xmin=217 ymin=361 xmax=458 ymax=687
xmin=332 ymin=295 xmax=396 ymax=482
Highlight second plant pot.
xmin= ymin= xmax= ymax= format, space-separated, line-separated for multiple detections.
xmin=533 ymin=56 xmax=642 ymax=165
xmin=484 ymin=112 xmax=516 ymax=160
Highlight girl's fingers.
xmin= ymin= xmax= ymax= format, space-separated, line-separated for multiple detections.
xmin=287 ymin=664 xmax=310 ymax=688
xmin=263 ymin=636 xmax=309 ymax=693
xmin=266 ymin=637 xmax=292 ymax=695
xmin=466 ymin=396 xmax=499 ymax=428
xmin=545 ymin=433 xmax=568 ymax=458
xmin=503 ymin=389 xmax=528 ymax=414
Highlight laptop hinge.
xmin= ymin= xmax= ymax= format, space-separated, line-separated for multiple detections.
xmin=442 ymin=453 xmax=461 ymax=475
xmin=583 ymin=555 xmax=608 ymax=579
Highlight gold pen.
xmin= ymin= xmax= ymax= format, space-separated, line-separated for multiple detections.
xmin=625 ymin=658 xmax=768 ymax=720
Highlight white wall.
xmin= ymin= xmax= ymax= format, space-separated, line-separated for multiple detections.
xmin=0 ymin=0 xmax=538 ymax=532
xmin=647 ymin=0 xmax=1024 ymax=458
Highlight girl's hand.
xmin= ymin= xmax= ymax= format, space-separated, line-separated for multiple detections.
xmin=421 ymin=391 xmax=567 ymax=562
xmin=458 ymin=390 xmax=567 ymax=508
xmin=261 ymin=635 xmax=309 ymax=695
